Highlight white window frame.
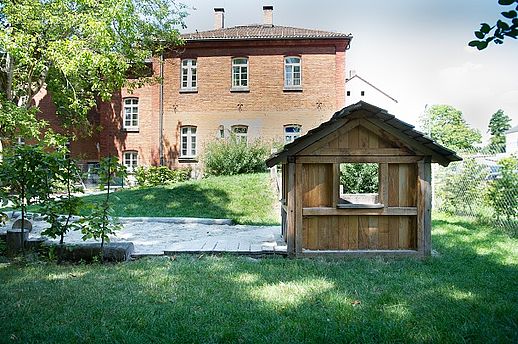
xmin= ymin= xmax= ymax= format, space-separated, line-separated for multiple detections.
xmin=123 ymin=97 xmax=139 ymax=130
xmin=181 ymin=59 xmax=197 ymax=91
xmin=123 ymin=151 xmax=138 ymax=173
xmin=232 ymin=125 xmax=248 ymax=143
xmin=180 ymin=126 xmax=197 ymax=158
xmin=284 ymin=56 xmax=302 ymax=88
xmin=284 ymin=124 xmax=302 ymax=144
xmin=232 ymin=57 xmax=249 ymax=90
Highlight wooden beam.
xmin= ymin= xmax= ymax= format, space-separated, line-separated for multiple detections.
xmin=311 ymin=148 xmax=414 ymax=156
xmin=297 ymin=156 xmax=423 ymax=164
xmin=299 ymin=119 xmax=360 ymax=155
xmin=364 ymin=118 xmax=450 ymax=166
xmin=302 ymin=207 xmax=418 ymax=216
xmin=417 ymin=157 xmax=432 ymax=256
xmin=380 ymin=163 xmax=389 ymax=209
xmin=300 ymin=249 xmax=422 ymax=258
xmin=295 ymin=163 xmax=303 ymax=255
xmin=286 ymin=162 xmax=295 ymax=256
xmin=332 ymin=163 xmax=339 ymax=208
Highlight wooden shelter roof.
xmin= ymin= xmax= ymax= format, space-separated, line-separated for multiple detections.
xmin=266 ymin=101 xmax=462 ymax=167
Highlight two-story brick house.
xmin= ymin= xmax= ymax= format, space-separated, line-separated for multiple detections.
xmin=39 ymin=6 xmax=352 ymax=173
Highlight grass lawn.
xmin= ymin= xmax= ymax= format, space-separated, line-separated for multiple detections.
xmin=1 ymin=214 xmax=517 ymax=343
xmin=21 ymin=173 xmax=277 ymax=226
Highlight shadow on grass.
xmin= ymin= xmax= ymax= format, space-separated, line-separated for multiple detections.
xmin=1 ymin=216 xmax=517 ymax=343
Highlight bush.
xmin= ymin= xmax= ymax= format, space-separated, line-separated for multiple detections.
xmin=485 ymin=156 xmax=518 ymax=222
xmin=340 ymin=163 xmax=379 ymax=193
xmin=203 ymin=135 xmax=270 ymax=176
xmin=135 ymin=166 xmax=190 ymax=187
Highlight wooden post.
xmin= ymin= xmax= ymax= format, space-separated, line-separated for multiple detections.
xmin=380 ymin=163 xmax=389 ymax=208
xmin=286 ymin=162 xmax=296 ymax=256
xmin=417 ymin=157 xmax=432 ymax=256
xmin=332 ymin=163 xmax=339 ymax=208
xmin=295 ymin=162 xmax=303 ymax=256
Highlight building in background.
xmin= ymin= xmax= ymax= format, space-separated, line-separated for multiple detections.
xmin=505 ymin=124 xmax=518 ymax=154
xmin=345 ymin=71 xmax=398 ymax=114
xmin=38 ymin=6 xmax=352 ymax=172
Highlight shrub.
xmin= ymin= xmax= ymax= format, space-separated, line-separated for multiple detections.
xmin=135 ymin=166 xmax=190 ymax=187
xmin=203 ymin=135 xmax=270 ymax=176
xmin=340 ymin=163 xmax=379 ymax=193
xmin=485 ymin=156 xmax=518 ymax=222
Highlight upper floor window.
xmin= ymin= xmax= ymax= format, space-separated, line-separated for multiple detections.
xmin=180 ymin=126 xmax=197 ymax=158
xmin=232 ymin=125 xmax=248 ymax=143
xmin=123 ymin=151 xmax=138 ymax=172
xmin=123 ymin=97 xmax=139 ymax=130
xmin=181 ymin=59 xmax=197 ymax=91
xmin=232 ymin=58 xmax=249 ymax=90
xmin=284 ymin=125 xmax=301 ymax=144
xmin=284 ymin=57 xmax=301 ymax=88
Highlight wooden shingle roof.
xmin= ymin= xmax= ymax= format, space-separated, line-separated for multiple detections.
xmin=266 ymin=101 xmax=462 ymax=167
xmin=182 ymin=25 xmax=352 ymax=42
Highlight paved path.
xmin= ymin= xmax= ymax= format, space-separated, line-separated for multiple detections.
xmin=1 ymin=217 xmax=285 ymax=255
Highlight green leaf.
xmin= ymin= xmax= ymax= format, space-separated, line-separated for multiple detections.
xmin=497 ymin=20 xmax=510 ymax=30
xmin=502 ymin=10 xmax=517 ymax=18
xmin=477 ymin=41 xmax=489 ymax=50
xmin=480 ymin=23 xmax=492 ymax=33
xmin=468 ymin=40 xmax=481 ymax=47
xmin=475 ymin=31 xmax=485 ymax=39
xmin=498 ymin=0 xmax=515 ymax=5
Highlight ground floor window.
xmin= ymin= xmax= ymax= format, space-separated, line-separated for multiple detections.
xmin=123 ymin=151 xmax=138 ymax=172
xmin=232 ymin=125 xmax=248 ymax=143
xmin=339 ymin=163 xmax=380 ymax=205
xmin=181 ymin=126 xmax=197 ymax=158
xmin=284 ymin=125 xmax=301 ymax=144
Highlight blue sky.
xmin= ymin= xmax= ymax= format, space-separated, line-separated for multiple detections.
xmin=179 ymin=0 xmax=518 ymax=139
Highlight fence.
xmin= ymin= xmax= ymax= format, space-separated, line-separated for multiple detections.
xmin=433 ymin=148 xmax=517 ymax=236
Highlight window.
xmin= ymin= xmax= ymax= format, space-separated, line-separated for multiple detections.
xmin=17 ymin=137 xmax=25 ymax=145
xmin=180 ymin=126 xmax=197 ymax=158
xmin=284 ymin=56 xmax=301 ymax=88
xmin=218 ymin=125 xmax=225 ymax=139
xmin=346 ymin=91 xmax=351 ymax=96
xmin=181 ymin=59 xmax=197 ymax=91
xmin=232 ymin=125 xmax=248 ymax=143
xmin=361 ymin=91 xmax=365 ymax=96
xmin=232 ymin=58 xmax=249 ymax=89
xmin=338 ymin=163 xmax=380 ymax=207
xmin=123 ymin=97 xmax=139 ymax=130
xmin=123 ymin=151 xmax=138 ymax=172
xmin=284 ymin=125 xmax=301 ymax=144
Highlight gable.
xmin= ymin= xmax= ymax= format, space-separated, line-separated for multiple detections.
xmin=300 ymin=118 xmax=416 ymax=156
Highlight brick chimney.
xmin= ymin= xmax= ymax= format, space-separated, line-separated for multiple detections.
xmin=263 ymin=6 xmax=273 ymax=26
xmin=214 ymin=8 xmax=224 ymax=30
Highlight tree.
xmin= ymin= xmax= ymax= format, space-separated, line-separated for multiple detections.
xmin=80 ymin=156 xmax=127 ymax=262
xmin=0 ymin=144 xmax=56 ymax=253
xmin=485 ymin=156 xmax=518 ymax=223
xmin=0 ymin=0 xmax=187 ymax=141
xmin=340 ymin=163 xmax=379 ymax=194
xmin=420 ymin=105 xmax=482 ymax=151
xmin=487 ymin=109 xmax=512 ymax=153
xmin=469 ymin=0 xmax=518 ymax=50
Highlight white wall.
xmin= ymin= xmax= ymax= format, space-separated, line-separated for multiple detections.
xmin=345 ymin=77 xmax=399 ymax=115
xmin=506 ymin=131 xmax=518 ymax=154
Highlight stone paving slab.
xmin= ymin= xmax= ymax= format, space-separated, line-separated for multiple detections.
xmin=0 ymin=217 xmax=285 ymax=255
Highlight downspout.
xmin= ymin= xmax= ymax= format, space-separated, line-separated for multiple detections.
xmin=159 ymin=53 xmax=164 ymax=166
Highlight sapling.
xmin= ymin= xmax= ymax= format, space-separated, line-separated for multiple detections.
xmin=80 ymin=156 xmax=127 ymax=261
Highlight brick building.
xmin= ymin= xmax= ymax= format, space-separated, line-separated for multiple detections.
xmin=38 ymin=6 xmax=352 ymax=173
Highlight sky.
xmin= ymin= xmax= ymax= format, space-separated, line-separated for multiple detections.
xmin=178 ymin=0 xmax=518 ymax=141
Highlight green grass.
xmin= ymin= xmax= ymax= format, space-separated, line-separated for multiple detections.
xmin=84 ymin=173 xmax=278 ymax=225
xmin=1 ymin=214 xmax=517 ymax=343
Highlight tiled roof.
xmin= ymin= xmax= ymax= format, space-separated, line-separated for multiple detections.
xmin=181 ymin=25 xmax=352 ymax=41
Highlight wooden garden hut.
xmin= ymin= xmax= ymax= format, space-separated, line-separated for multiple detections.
xmin=266 ymin=101 xmax=461 ymax=257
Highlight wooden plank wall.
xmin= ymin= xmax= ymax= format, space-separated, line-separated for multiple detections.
xmin=324 ymin=125 xmax=397 ymax=150
xmin=302 ymin=164 xmax=333 ymax=207
xmin=388 ymin=163 xmax=417 ymax=207
xmin=302 ymin=215 xmax=417 ymax=250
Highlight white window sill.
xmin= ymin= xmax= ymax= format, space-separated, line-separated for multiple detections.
xmin=179 ymin=88 xmax=198 ymax=94
xmin=230 ymin=87 xmax=250 ymax=93
xmin=122 ymin=127 xmax=139 ymax=133
xmin=283 ymin=86 xmax=303 ymax=92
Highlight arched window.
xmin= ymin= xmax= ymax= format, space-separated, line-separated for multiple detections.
xmin=232 ymin=125 xmax=248 ymax=143
xmin=232 ymin=57 xmax=249 ymax=89
xmin=123 ymin=151 xmax=138 ymax=172
xmin=284 ymin=124 xmax=301 ymax=144
xmin=180 ymin=126 xmax=197 ymax=158
xmin=284 ymin=56 xmax=301 ymax=88
xmin=123 ymin=97 xmax=139 ymax=130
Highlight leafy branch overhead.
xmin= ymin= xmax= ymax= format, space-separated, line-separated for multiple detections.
xmin=469 ymin=0 xmax=518 ymax=50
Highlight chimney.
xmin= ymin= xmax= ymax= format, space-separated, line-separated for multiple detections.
xmin=263 ymin=6 xmax=273 ymax=26
xmin=214 ymin=8 xmax=224 ymax=30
